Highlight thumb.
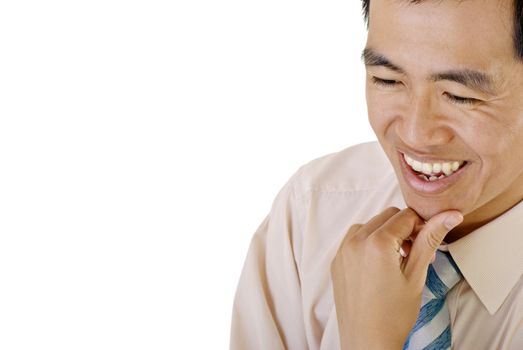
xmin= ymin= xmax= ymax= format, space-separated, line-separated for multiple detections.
xmin=405 ymin=210 xmax=463 ymax=279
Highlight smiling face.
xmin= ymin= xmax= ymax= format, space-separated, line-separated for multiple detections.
xmin=365 ymin=0 xmax=523 ymax=241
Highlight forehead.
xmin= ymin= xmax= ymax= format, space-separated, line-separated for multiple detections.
xmin=366 ymin=0 xmax=515 ymax=74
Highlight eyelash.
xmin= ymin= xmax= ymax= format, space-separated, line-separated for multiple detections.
xmin=371 ymin=77 xmax=480 ymax=105
xmin=371 ymin=77 xmax=400 ymax=87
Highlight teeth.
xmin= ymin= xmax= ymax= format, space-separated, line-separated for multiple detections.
xmin=409 ymin=159 xmax=422 ymax=172
xmin=403 ymin=153 xmax=465 ymax=177
xmin=422 ymin=163 xmax=433 ymax=175
xmin=442 ymin=162 xmax=452 ymax=176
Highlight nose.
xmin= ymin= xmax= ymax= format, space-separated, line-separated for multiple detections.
xmin=396 ymin=91 xmax=454 ymax=149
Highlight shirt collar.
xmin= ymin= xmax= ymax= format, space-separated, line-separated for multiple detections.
xmin=442 ymin=200 xmax=523 ymax=315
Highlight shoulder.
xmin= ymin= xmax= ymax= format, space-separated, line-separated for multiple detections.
xmin=291 ymin=140 xmax=394 ymax=196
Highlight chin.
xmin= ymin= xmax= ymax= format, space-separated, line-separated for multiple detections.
xmin=406 ymin=196 xmax=470 ymax=223
xmin=403 ymin=193 xmax=457 ymax=221
xmin=407 ymin=204 xmax=439 ymax=221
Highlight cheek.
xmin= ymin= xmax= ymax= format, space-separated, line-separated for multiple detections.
xmin=460 ymin=121 xmax=523 ymax=193
xmin=366 ymin=96 xmax=399 ymax=136
xmin=462 ymin=114 xmax=519 ymax=160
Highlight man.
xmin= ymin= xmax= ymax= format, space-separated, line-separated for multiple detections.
xmin=230 ymin=0 xmax=523 ymax=348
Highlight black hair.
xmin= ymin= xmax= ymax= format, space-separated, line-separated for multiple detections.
xmin=361 ymin=0 xmax=523 ymax=60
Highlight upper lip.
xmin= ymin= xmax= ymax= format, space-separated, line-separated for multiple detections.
xmin=397 ymin=148 xmax=467 ymax=164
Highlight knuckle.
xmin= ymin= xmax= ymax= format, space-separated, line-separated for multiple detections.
xmin=367 ymin=233 xmax=389 ymax=251
xmin=395 ymin=221 xmax=412 ymax=232
xmin=385 ymin=206 xmax=401 ymax=215
xmin=401 ymin=208 xmax=423 ymax=228
xmin=337 ymin=224 xmax=363 ymax=250
xmin=424 ymin=230 xmax=441 ymax=250
xmin=363 ymin=237 xmax=391 ymax=262
xmin=342 ymin=224 xmax=364 ymax=242
xmin=403 ymin=207 xmax=418 ymax=218
xmin=350 ymin=223 xmax=364 ymax=232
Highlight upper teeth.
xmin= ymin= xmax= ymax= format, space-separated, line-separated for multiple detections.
xmin=403 ymin=153 xmax=464 ymax=176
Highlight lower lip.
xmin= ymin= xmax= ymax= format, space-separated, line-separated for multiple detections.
xmin=398 ymin=151 xmax=470 ymax=195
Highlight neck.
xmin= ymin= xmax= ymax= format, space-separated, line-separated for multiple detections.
xmin=445 ymin=194 xmax=523 ymax=244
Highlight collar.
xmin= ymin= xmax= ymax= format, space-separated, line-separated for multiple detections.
xmin=442 ymin=200 xmax=523 ymax=315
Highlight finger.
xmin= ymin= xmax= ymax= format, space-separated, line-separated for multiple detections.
xmin=355 ymin=207 xmax=400 ymax=239
xmin=405 ymin=210 xmax=463 ymax=279
xmin=369 ymin=207 xmax=424 ymax=245
xmin=338 ymin=223 xmax=363 ymax=247
xmin=400 ymin=220 xmax=425 ymax=255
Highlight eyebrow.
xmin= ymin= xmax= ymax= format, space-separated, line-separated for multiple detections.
xmin=362 ymin=48 xmax=405 ymax=74
xmin=361 ymin=48 xmax=498 ymax=95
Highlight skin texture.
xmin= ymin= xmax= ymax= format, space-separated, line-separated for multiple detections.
xmin=366 ymin=0 xmax=523 ymax=243
xmin=331 ymin=207 xmax=463 ymax=349
xmin=331 ymin=0 xmax=523 ymax=347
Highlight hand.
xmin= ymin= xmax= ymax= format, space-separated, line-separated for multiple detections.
xmin=330 ymin=207 xmax=463 ymax=350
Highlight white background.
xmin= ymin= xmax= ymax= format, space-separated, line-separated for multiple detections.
xmin=0 ymin=0 xmax=375 ymax=349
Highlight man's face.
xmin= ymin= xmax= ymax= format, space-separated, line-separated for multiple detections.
xmin=365 ymin=0 xmax=523 ymax=238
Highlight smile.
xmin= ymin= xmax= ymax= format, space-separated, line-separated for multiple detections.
xmin=398 ymin=150 xmax=470 ymax=194
xmin=402 ymin=153 xmax=467 ymax=181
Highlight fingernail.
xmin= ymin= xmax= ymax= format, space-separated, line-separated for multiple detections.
xmin=444 ymin=213 xmax=463 ymax=230
xmin=431 ymin=252 xmax=436 ymax=263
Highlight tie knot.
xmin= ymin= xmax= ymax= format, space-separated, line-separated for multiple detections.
xmin=426 ymin=250 xmax=462 ymax=299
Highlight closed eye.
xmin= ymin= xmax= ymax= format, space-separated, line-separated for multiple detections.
xmin=443 ymin=92 xmax=481 ymax=105
xmin=371 ymin=76 xmax=400 ymax=87
xmin=372 ymin=76 xmax=482 ymax=106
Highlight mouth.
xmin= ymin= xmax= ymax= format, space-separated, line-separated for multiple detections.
xmin=398 ymin=150 xmax=470 ymax=195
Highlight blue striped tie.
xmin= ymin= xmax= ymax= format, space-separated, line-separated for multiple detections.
xmin=403 ymin=250 xmax=462 ymax=350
